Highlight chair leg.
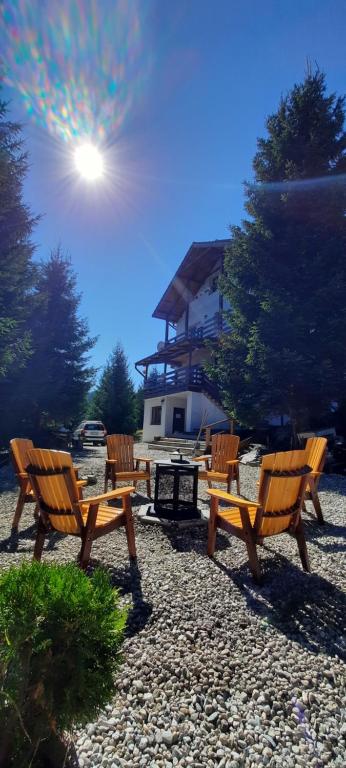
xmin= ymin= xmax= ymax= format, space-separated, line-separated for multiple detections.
xmin=12 ymin=492 xmax=26 ymax=530
xmin=310 ymin=485 xmax=324 ymax=524
xmin=207 ymin=497 xmax=218 ymax=556
xmin=245 ymin=538 xmax=261 ymax=582
xmin=79 ymin=534 xmax=93 ymax=569
xmin=104 ymin=464 xmax=109 ymax=493
xmin=111 ymin=466 xmax=116 ymax=490
xmin=236 ymin=466 xmax=241 ymax=495
xmin=146 ymin=478 xmax=151 ymax=499
xmin=33 ymin=519 xmax=46 ymax=561
xmin=124 ymin=497 xmax=136 ymax=558
xmin=295 ymin=518 xmax=310 ymax=572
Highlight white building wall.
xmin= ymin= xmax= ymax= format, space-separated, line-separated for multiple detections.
xmin=176 ymin=275 xmax=220 ymax=336
xmin=142 ymin=396 xmax=167 ymax=442
xmin=143 ymin=391 xmax=228 ymax=441
xmin=186 ymin=392 xmax=228 ymax=432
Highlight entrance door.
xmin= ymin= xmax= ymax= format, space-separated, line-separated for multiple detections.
xmin=172 ymin=407 xmax=185 ymax=433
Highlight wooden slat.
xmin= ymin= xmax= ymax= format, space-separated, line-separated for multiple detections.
xmin=259 ymin=450 xmax=308 ymax=536
xmin=27 ymin=448 xmax=81 ymax=534
xmin=218 ymin=506 xmax=258 ymax=528
xmin=10 ymin=438 xmax=34 ymax=474
xmin=305 ymin=437 xmax=327 ymax=473
xmin=106 ymin=435 xmax=135 ymax=472
xmin=212 ymin=434 xmax=240 ymax=473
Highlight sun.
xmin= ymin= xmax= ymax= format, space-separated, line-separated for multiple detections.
xmin=74 ymin=143 xmax=104 ymax=180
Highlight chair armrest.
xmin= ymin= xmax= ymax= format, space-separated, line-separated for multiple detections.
xmin=18 ymin=472 xmax=29 ymax=479
xmin=135 ymin=456 xmax=152 ymax=463
xmin=78 ymin=486 xmax=135 ymax=506
xmin=77 ymin=479 xmax=87 ymax=487
xmin=193 ymin=455 xmax=211 ymax=462
xmin=105 ymin=459 xmax=117 ymax=464
xmin=226 ymin=459 xmax=239 ymax=466
xmin=207 ymin=488 xmax=261 ymax=509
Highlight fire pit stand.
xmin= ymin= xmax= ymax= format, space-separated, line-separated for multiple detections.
xmin=153 ymin=459 xmax=199 ymax=520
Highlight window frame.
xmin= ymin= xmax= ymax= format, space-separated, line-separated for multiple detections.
xmin=150 ymin=406 xmax=162 ymax=426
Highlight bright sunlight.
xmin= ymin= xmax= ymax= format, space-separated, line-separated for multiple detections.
xmin=74 ymin=143 xmax=104 ymax=180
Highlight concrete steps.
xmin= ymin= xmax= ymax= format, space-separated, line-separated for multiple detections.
xmin=148 ymin=436 xmax=206 ymax=455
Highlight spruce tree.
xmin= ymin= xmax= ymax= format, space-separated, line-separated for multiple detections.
xmin=92 ymin=344 xmax=137 ymax=435
xmin=210 ymin=71 xmax=346 ymax=432
xmin=14 ymin=248 xmax=96 ymax=434
xmin=0 ymin=97 xmax=37 ymax=377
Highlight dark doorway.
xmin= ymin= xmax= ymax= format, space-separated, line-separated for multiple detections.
xmin=172 ymin=407 xmax=185 ymax=433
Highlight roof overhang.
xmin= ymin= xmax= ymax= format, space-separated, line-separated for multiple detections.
xmin=152 ymin=239 xmax=230 ymax=322
xmin=135 ymin=336 xmax=205 ymax=368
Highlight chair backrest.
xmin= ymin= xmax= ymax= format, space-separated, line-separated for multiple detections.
xmin=304 ymin=436 xmax=327 ymax=474
xmin=27 ymin=448 xmax=81 ymax=534
xmin=10 ymin=438 xmax=34 ymax=475
xmin=106 ymin=435 xmax=134 ymax=472
xmin=211 ymin=434 xmax=240 ymax=473
xmin=257 ymin=450 xmax=311 ymax=537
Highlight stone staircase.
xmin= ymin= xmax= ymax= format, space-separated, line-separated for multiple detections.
xmin=147 ymin=435 xmax=206 ymax=456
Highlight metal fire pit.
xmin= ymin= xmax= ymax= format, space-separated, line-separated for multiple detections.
xmin=153 ymin=459 xmax=199 ymax=520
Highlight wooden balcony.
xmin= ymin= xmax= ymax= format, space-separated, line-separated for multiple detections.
xmin=143 ymin=364 xmax=220 ymax=400
xmin=165 ymin=313 xmax=229 ymax=348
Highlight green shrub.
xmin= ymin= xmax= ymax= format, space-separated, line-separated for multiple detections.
xmin=0 ymin=561 xmax=127 ymax=767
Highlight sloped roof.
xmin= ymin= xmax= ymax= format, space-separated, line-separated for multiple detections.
xmin=152 ymin=239 xmax=230 ymax=322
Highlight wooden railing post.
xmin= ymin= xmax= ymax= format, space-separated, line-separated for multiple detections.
xmin=205 ymin=427 xmax=211 ymax=452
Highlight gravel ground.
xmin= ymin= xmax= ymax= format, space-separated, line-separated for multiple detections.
xmin=0 ymin=444 xmax=345 ymax=768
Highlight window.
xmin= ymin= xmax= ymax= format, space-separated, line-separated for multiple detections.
xmin=151 ymin=406 xmax=162 ymax=425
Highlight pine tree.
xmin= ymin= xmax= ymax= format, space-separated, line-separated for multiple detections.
xmin=13 ymin=248 xmax=96 ymax=434
xmin=0 ymin=97 xmax=37 ymax=378
xmin=92 ymin=344 xmax=137 ymax=434
xmin=210 ymin=71 xmax=346 ymax=432
xmin=135 ymin=382 xmax=145 ymax=430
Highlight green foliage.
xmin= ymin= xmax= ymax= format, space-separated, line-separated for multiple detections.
xmin=4 ymin=247 xmax=96 ymax=438
xmin=209 ymin=71 xmax=346 ymax=430
xmin=135 ymin=381 xmax=145 ymax=429
xmin=0 ymin=561 xmax=127 ymax=766
xmin=0 ymin=96 xmax=37 ymax=378
xmin=92 ymin=343 xmax=137 ymax=434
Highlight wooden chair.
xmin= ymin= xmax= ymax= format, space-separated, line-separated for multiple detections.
xmin=207 ymin=449 xmax=311 ymax=582
xmin=303 ymin=437 xmax=327 ymax=524
xmin=27 ymin=448 xmax=136 ymax=568
xmin=104 ymin=435 xmax=152 ymax=498
xmin=194 ymin=434 xmax=240 ymax=494
xmin=10 ymin=438 xmax=86 ymax=531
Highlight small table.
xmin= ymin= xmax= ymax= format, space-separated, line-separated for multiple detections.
xmin=154 ymin=459 xmax=199 ymax=520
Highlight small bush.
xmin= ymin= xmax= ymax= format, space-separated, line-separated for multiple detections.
xmin=0 ymin=561 xmax=127 ymax=766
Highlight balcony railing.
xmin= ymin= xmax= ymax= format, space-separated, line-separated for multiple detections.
xmin=143 ymin=364 xmax=220 ymax=400
xmin=165 ymin=313 xmax=229 ymax=347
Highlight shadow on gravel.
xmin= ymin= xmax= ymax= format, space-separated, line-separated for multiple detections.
xmin=107 ymin=559 xmax=153 ymax=638
xmin=0 ymin=523 xmax=65 ymax=555
xmin=0 ymin=464 xmax=17 ymax=492
xmin=0 ymin=522 xmax=37 ymax=552
xmin=162 ymin=524 xmax=229 ymax=554
xmin=213 ymin=555 xmax=346 ymax=659
xmin=304 ymin=518 xmax=346 ymax=553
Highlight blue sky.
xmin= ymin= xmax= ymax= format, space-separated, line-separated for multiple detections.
xmin=2 ymin=0 xmax=346 ymax=387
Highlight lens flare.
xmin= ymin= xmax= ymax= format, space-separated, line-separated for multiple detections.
xmin=74 ymin=143 xmax=104 ymax=181
xmin=1 ymin=0 xmax=151 ymax=143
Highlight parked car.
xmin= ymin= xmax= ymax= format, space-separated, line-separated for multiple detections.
xmin=72 ymin=421 xmax=107 ymax=447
